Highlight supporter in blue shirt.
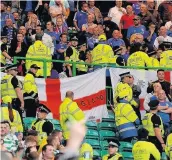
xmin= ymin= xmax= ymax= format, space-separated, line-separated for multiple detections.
xmin=157 ymin=90 xmax=172 ymax=128
xmin=167 ymin=25 xmax=172 ymax=37
xmin=107 ymin=30 xmax=125 ymax=48
xmin=44 ymin=21 xmax=60 ymax=55
xmin=73 ymin=2 xmax=88 ymax=31
xmin=132 ymin=2 xmax=141 ymax=15
xmin=127 ymin=15 xmax=146 ymax=39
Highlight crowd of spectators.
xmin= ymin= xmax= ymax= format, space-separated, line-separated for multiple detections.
xmin=1 ymin=0 xmax=172 ymax=160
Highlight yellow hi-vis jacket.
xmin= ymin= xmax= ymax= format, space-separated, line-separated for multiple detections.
xmin=26 ymin=41 xmax=52 ymax=77
xmin=23 ymin=72 xmax=38 ymax=100
xmin=148 ymin=57 xmax=160 ymax=67
xmin=59 ymin=97 xmax=85 ymax=140
xmin=91 ymin=44 xmax=113 ymax=64
xmin=160 ymin=50 xmax=172 ymax=67
xmin=142 ymin=113 xmax=164 ymax=137
xmin=0 ymin=50 xmax=6 ymax=65
xmin=114 ymin=82 xmax=138 ymax=107
xmin=1 ymin=98 xmax=23 ymax=133
xmin=165 ymin=133 xmax=172 ymax=159
xmin=76 ymin=60 xmax=88 ymax=72
xmin=103 ymin=153 xmax=123 ymax=160
xmin=127 ymin=51 xmax=151 ymax=67
xmin=1 ymin=74 xmax=18 ymax=98
xmin=132 ymin=141 xmax=161 ymax=160
xmin=79 ymin=143 xmax=93 ymax=160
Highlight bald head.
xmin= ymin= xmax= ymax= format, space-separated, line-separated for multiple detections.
xmin=157 ymin=89 xmax=166 ymax=101
xmin=66 ymin=91 xmax=74 ymax=99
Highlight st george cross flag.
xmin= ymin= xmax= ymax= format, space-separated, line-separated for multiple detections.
xmin=1 ymin=68 xmax=108 ymax=121
xmin=109 ymin=68 xmax=172 ymax=117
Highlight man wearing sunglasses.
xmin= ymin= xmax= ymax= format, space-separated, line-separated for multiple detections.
xmin=1 ymin=64 xmax=24 ymax=119
xmin=103 ymin=140 xmax=123 ymax=160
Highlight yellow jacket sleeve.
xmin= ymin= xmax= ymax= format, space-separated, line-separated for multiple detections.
xmin=165 ymin=133 xmax=172 ymax=158
xmin=46 ymin=48 xmax=52 ymax=77
xmin=16 ymin=111 xmax=24 ymax=132
xmin=23 ymin=74 xmax=34 ymax=93
xmin=144 ymin=53 xmax=152 ymax=67
xmin=26 ymin=46 xmax=33 ymax=70
xmin=69 ymin=102 xmax=85 ymax=121
xmin=122 ymin=104 xmax=138 ymax=122
xmin=160 ymin=52 xmax=166 ymax=67
xmin=150 ymin=143 xmax=161 ymax=160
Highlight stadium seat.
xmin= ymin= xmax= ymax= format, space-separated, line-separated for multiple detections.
xmin=86 ymin=129 xmax=99 ymax=140
xmin=86 ymin=121 xmax=97 ymax=130
xmin=120 ymin=152 xmax=133 ymax=160
xmin=93 ymin=149 xmax=101 ymax=157
xmin=98 ymin=122 xmax=115 ymax=131
xmin=99 ymin=130 xmax=116 ymax=140
xmin=48 ymin=119 xmax=61 ymax=130
xmin=84 ymin=139 xmax=100 ymax=149
xmin=161 ymin=152 xmax=167 ymax=160
xmin=102 ymin=117 xmax=115 ymax=123
xmin=119 ymin=142 xmax=133 ymax=152
xmin=101 ymin=150 xmax=108 ymax=157
xmin=100 ymin=140 xmax=108 ymax=149
xmin=108 ymin=110 xmax=115 ymax=119
xmin=23 ymin=117 xmax=36 ymax=129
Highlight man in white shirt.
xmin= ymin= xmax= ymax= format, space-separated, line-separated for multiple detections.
xmin=154 ymin=26 xmax=172 ymax=49
xmin=108 ymin=0 xmax=126 ymax=27
xmin=31 ymin=25 xmax=54 ymax=55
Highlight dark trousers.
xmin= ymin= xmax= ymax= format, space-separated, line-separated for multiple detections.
xmin=148 ymin=136 xmax=163 ymax=154
xmin=132 ymin=105 xmax=142 ymax=122
xmin=12 ymin=98 xmax=23 ymax=122
xmin=24 ymin=99 xmax=38 ymax=117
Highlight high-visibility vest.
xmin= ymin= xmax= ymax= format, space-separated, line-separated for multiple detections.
xmin=59 ymin=97 xmax=85 ymax=140
xmin=23 ymin=72 xmax=38 ymax=100
xmin=64 ymin=47 xmax=79 ymax=65
xmin=149 ymin=57 xmax=160 ymax=67
xmin=31 ymin=119 xmax=52 ymax=145
xmin=142 ymin=113 xmax=164 ymax=137
xmin=1 ymin=74 xmax=18 ymax=98
xmin=109 ymin=55 xmax=118 ymax=64
xmin=0 ymin=107 xmax=23 ymax=132
xmin=0 ymin=50 xmax=6 ymax=65
xmin=102 ymin=153 xmax=123 ymax=160
xmin=127 ymin=51 xmax=151 ymax=67
xmin=26 ymin=41 xmax=52 ymax=77
xmin=76 ymin=60 xmax=88 ymax=72
xmin=160 ymin=50 xmax=172 ymax=67
xmin=165 ymin=133 xmax=172 ymax=159
xmin=132 ymin=141 xmax=161 ymax=160
xmin=79 ymin=143 xmax=93 ymax=160
xmin=114 ymin=103 xmax=138 ymax=139
xmin=91 ymin=44 xmax=113 ymax=64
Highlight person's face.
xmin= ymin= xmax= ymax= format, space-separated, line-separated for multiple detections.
xmin=123 ymin=76 xmax=130 ymax=84
xmin=133 ymin=17 xmax=140 ymax=26
xmin=57 ymin=132 xmax=63 ymax=142
xmin=88 ymin=15 xmax=93 ymax=23
xmin=19 ymin=26 xmax=26 ymax=35
xmin=31 ymin=15 xmax=37 ymax=23
xmin=0 ymin=3 xmax=5 ymax=11
xmin=56 ymin=18 xmax=63 ymax=26
xmin=2 ymin=38 xmax=8 ymax=44
xmin=71 ymin=40 xmax=78 ymax=47
xmin=126 ymin=5 xmax=133 ymax=14
xmin=13 ymin=13 xmax=19 ymax=20
xmin=9 ymin=69 xmax=18 ymax=76
xmin=149 ymin=24 xmax=156 ymax=31
xmin=43 ymin=146 xmax=54 ymax=159
xmin=82 ymin=4 xmax=88 ymax=12
xmin=158 ymin=90 xmax=166 ymax=101
xmin=93 ymin=28 xmax=99 ymax=36
xmin=153 ymin=83 xmax=162 ymax=92
xmin=5 ymin=123 xmax=10 ymax=134
xmin=6 ymin=19 xmax=13 ymax=27
xmin=140 ymin=4 xmax=147 ymax=13
xmin=157 ymin=71 xmax=165 ymax=81
xmin=46 ymin=22 xmax=53 ymax=30
xmin=31 ymin=68 xmax=38 ymax=74
xmin=135 ymin=34 xmax=144 ymax=43
xmin=61 ymin=35 xmax=67 ymax=43
xmin=17 ymin=34 xmax=24 ymax=42
xmin=128 ymin=76 xmax=134 ymax=85
xmin=88 ymin=0 xmax=95 ymax=6
xmin=52 ymin=136 xmax=60 ymax=149
xmin=113 ymin=30 xmax=120 ymax=39
xmin=0 ymin=124 xmax=7 ymax=136
xmin=147 ymin=0 xmax=155 ymax=8
xmin=108 ymin=145 xmax=117 ymax=155
xmin=17 ymin=132 xmax=23 ymax=141
xmin=116 ymin=1 xmax=122 ymax=8
xmin=36 ymin=27 xmax=42 ymax=34
xmin=159 ymin=27 xmax=167 ymax=36
xmin=37 ymin=111 xmax=47 ymax=119
xmin=25 ymin=141 xmax=37 ymax=148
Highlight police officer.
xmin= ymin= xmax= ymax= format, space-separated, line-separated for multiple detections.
xmin=132 ymin=128 xmax=161 ymax=160
xmin=1 ymin=96 xmax=23 ymax=133
xmin=114 ymin=91 xmax=140 ymax=142
xmin=59 ymin=91 xmax=85 ymax=143
xmin=114 ymin=72 xmax=138 ymax=108
xmin=23 ymin=64 xmax=40 ymax=117
xmin=31 ymin=104 xmax=54 ymax=146
xmin=142 ymin=99 xmax=165 ymax=154
xmin=64 ymin=36 xmax=79 ymax=77
xmin=26 ymin=33 xmax=52 ymax=78
xmin=102 ymin=140 xmax=123 ymax=160
xmin=147 ymin=50 xmax=160 ymax=67
xmin=91 ymin=34 xmax=114 ymax=70
xmin=1 ymin=64 xmax=24 ymax=118
xmin=79 ymin=143 xmax=93 ymax=160
xmin=165 ymin=130 xmax=172 ymax=160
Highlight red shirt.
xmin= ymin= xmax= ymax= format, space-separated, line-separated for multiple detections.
xmin=120 ymin=14 xmax=135 ymax=29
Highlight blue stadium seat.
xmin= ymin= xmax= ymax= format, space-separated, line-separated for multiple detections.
xmin=86 ymin=121 xmax=97 ymax=130
xmin=99 ymin=130 xmax=116 ymax=140
xmin=23 ymin=117 xmax=36 ymax=129
xmin=86 ymin=129 xmax=99 ymax=140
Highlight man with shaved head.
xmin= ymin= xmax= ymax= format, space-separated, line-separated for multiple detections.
xmin=59 ymin=91 xmax=85 ymax=143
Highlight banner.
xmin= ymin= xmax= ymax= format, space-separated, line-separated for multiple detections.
xmin=1 ymin=68 xmax=108 ymax=121
xmin=109 ymin=68 xmax=172 ymax=117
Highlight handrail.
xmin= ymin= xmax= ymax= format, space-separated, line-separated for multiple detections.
xmin=13 ymin=56 xmax=172 ymax=77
